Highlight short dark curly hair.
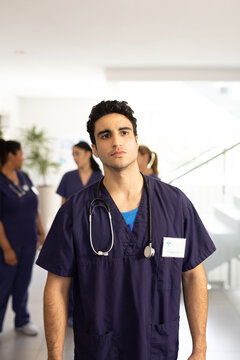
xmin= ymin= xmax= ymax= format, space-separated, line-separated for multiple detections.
xmin=87 ymin=100 xmax=137 ymax=145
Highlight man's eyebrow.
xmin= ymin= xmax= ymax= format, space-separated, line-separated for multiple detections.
xmin=97 ymin=127 xmax=132 ymax=137
xmin=97 ymin=129 xmax=111 ymax=137
xmin=119 ymin=127 xmax=132 ymax=131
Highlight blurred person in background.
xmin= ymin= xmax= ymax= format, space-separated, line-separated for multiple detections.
xmin=57 ymin=141 xmax=102 ymax=205
xmin=0 ymin=139 xmax=44 ymax=336
xmin=138 ymin=145 xmax=159 ymax=179
xmin=56 ymin=140 xmax=102 ymax=326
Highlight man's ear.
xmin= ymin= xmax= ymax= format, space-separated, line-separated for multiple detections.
xmin=135 ymin=135 xmax=138 ymax=144
xmin=92 ymin=144 xmax=99 ymax=158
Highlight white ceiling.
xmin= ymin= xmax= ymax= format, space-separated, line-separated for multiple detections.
xmin=1 ymin=0 xmax=240 ymax=96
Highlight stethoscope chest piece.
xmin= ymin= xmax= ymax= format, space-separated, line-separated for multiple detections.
xmin=144 ymin=243 xmax=155 ymax=258
xmin=22 ymin=184 xmax=29 ymax=191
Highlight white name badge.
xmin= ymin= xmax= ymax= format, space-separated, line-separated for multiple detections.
xmin=31 ymin=186 xmax=39 ymax=195
xmin=162 ymin=237 xmax=186 ymax=258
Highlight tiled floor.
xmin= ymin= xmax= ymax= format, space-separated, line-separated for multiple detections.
xmin=1 ymin=261 xmax=240 ymax=360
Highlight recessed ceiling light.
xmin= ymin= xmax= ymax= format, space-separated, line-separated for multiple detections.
xmin=14 ymin=50 xmax=25 ymax=55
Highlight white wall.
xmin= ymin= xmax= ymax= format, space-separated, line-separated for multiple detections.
xmin=19 ymin=97 xmax=100 ymax=139
xmin=18 ymin=97 xmax=102 ymax=186
xmin=0 ymin=91 xmax=20 ymax=139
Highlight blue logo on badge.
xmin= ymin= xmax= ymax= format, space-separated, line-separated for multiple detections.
xmin=166 ymin=241 xmax=171 ymax=246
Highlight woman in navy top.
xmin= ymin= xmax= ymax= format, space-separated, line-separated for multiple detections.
xmin=0 ymin=139 xmax=45 ymax=336
xmin=138 ymin=145 xmax=160 ymax=180
xmin=57 ymin=141 xmax=102 ymax=204
xmin=57 ymin=141 xmax=102 ymax=325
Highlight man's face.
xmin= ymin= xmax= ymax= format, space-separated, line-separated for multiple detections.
xmin=92 ymin=113 xmax=138 ymax=171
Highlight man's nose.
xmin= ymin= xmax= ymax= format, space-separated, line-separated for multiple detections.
xmin=111 ymin=132 xmax=122 ymax=147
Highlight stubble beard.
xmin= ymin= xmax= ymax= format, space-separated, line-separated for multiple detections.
xmin=103 ymin=157 xmax=137 ymax=173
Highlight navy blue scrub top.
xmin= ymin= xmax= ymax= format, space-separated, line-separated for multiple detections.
xmin=56 ymin=169 xmax=103 ymax=199
xmin=37 ymin=176 xmax=216 ymax=360
xmin=0 ymin=170 xmax=38 ymax=248
xmin=150 ymin=173 xmax=160 ymax=180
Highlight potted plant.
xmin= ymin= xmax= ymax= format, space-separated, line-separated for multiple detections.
xmin=22 ymin=125 xmax=60 ymax=232
xmin=22 ymin=125 xmax=59 ymax=185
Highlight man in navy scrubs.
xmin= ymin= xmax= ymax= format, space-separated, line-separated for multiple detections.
xmin=37 ymin=100 xmax=216 ymax=360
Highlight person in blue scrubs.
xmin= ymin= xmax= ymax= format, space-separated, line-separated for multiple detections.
xmin=138 ymin=145 xmax=160 ymax=180
xmin=37 ymin=100 xmax=216 ymax=360
xmin=57 ymin=141 xmax=102 ymax=205
xmin=0 ymin=139 xmax=45 ymax=336
xmin=56 ymin=140 xmax=102 ymax=326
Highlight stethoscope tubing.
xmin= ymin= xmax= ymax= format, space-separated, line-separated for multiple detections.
xmin=89 ymin=197 xmax=115 ymax=256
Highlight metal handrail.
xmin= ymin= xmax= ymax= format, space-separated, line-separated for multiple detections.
xmin=169 ymin=141 xmax=240 ymax=184
xmin=169 ymin=145 xmax=217 ymax=174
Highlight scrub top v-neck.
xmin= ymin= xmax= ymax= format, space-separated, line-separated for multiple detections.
xmin=56 ymin=169 xmax=103 ymax=199
xmin=121 ymin=207 xmax=139 ymax=231
xmin=97 ymin=181 xmax=148 ymax=256
xmin=37 ymin=176 xmax=216 ymax=360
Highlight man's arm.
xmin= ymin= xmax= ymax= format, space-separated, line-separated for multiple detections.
xmin=182 ymin=263 xmax=208 ymax=360
xmin=44 ymin=272 xmax=72 ymax=360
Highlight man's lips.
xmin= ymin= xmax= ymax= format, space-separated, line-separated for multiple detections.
xmin=111 ymin=151 xmax=126 ymax=156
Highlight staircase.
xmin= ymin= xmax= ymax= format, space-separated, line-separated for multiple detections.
xmin=166 ymin=140 xmax=240 ymax=287
xmin=202 ymin=194 xmax=240 ymax=284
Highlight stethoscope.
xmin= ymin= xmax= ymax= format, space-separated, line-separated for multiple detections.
xmin=8 ymin=182 xmax=29 ymax=197
xmin=5 ymin=172 xmax=39 ymax=198
xmin=89 ymin=174 xmax=155 ymax=259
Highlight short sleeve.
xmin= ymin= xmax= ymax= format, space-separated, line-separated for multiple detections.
xmin=181 ymin=193 xmax=216 ymax=272
xmin=36 ymin=199 xmax=75 ymax=277
xmin=56 ymin=174 xmax=67 ymax=198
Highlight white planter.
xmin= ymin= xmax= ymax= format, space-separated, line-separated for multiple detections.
xmin=37 ymin=185 xmax=59 ymax=234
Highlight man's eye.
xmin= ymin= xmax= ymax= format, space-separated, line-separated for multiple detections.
xmin=101 ymin=134 xmax=110 ymax=139
xmin=121 ymin=131 xmax=128 ymax=135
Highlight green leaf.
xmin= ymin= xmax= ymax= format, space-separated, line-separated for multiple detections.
xmin=21 ymin=125 xmax=60 ymax=185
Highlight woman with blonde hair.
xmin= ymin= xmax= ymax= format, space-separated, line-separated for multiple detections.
xmin=137 ymin=145 xmax=159 ymax=179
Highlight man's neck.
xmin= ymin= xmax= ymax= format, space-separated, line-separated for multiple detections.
xmin=103 ymin=164 xmax=144 ymax=212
